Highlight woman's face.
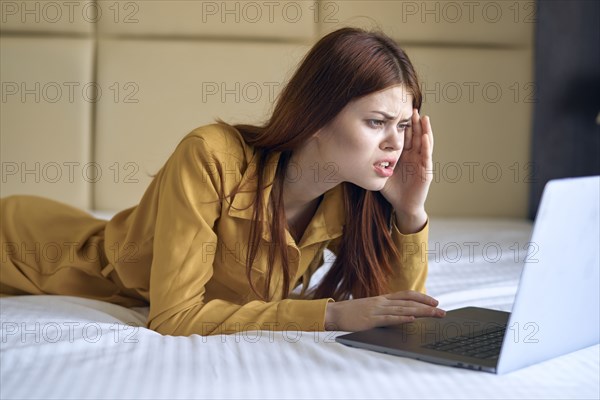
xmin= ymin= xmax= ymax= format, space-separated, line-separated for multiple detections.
xmin=315 ymin=85 xmax=414 ymax=191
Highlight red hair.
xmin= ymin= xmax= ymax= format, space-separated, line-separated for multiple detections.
xmin=215 ymin=27 xmax=423 ymax=301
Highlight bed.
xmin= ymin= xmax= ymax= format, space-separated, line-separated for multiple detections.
xmin=1 ymin=217 xmax=599 ymax=399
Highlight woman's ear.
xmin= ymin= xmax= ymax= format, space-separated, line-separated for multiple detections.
xmin=311 ymin=127 xmax=323 ymax=139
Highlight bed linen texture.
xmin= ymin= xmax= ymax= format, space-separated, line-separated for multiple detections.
xmin=1 ymin=217 xmax=599 ymax=399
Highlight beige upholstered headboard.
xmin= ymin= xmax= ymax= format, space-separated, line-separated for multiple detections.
xmin=0 ymin=0 xmax=535 ymax=218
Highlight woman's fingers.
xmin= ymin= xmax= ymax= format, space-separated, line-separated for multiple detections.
xmin=425 ymin=115 xmax=434 ymax=152
xmin=384 ymin=289 xmax=439 ymax=306
xmin=421 ymin=115 xmax=433 ymax=155
xmin=380 ymin=301 xmax=446 ymax=318
xmin=372 ymin=314 xmax=417 ymax=326
xmin=411 ymin=108 xmax=423 ymax=152
xmin=381 ymin=291 xmax=446 ymax=317
xmin=420 ymin=115 xmax=433 ymax=172
xmin=404 ymin=110 xmax=415 ymax=150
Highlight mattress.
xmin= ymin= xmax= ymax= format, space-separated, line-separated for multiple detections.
xmin=1 ymin=217 xmax=599 ymax=399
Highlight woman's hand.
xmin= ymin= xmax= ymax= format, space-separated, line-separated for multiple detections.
xmin=379 ymin=109 xmax=434 ymax=225
xmin=324 ymin=290 xmax=446 ymax=332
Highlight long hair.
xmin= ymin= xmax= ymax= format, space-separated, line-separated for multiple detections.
xmin=212 ymin=27 xmax=423 ymax=302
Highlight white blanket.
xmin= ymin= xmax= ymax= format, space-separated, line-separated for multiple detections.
xmin=1 ymin=218 xmax=599 ymax=399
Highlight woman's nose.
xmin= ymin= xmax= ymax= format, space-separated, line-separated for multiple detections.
xmin=383 ymin=132 xmax=404 ymax=151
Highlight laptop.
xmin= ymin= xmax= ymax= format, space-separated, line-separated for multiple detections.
xmin=336 ymin=175 xmax=600 ymax=374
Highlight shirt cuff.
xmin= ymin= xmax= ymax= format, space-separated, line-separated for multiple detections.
xmin=390 ymin=210 xmax=429 ymax=239
xmin=390 ymin=214 xmax=429 ymax=270
xmin=277 ymin=297 xmax=335 ymax=332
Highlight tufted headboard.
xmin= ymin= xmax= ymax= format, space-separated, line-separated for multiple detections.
xmin=1 ymin=0 xmax=534 ymax=218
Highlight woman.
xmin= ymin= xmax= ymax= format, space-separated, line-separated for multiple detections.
xmin=0 ymin=27 xmax=446 ymax=337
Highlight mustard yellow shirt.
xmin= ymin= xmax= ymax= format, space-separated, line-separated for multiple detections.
xmin=102 ymin=123 xmax=429 ymax=336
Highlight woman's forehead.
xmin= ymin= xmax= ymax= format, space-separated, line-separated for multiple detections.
xmin=352 ymin=87 xmax=413 ymax=113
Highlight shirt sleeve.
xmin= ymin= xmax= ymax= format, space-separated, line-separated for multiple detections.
xmin=387 ymin=211 xmax=429 ymax=295
xmin=146 ymin=136 xmax=334 ymax=337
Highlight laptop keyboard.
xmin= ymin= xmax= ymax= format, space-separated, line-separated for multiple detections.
xmin=421 ymin=325 xmax=506 ymax=359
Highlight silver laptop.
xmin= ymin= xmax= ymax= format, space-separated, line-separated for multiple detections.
xmin=336 ymin=176 xmax=600 ymax=374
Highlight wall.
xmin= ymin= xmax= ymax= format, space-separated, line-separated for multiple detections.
xmin=1 ymin=0 xmax=535 ymax=217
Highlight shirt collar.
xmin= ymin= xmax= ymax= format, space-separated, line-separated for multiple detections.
xmin=228 ymin=149 xmax=345 ymax=247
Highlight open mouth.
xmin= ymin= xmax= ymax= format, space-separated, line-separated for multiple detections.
xmin=373 ymin=162 xmax=394 ymax=177
xmin=375 ymin=161 xmax=392 ymax=169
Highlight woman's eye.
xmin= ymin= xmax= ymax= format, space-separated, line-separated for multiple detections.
xmin=367 ymin=119 xmax=385 ymax=128
xmin=367 ymin=120 xmax=412 ymax=130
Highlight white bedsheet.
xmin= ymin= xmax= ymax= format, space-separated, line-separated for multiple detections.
xmin=1 ymin=218 xmax=599 ymax=399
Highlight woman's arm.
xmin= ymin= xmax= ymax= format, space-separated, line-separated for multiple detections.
xmin=320 ymin=210 xmax=434 ymax=332
xmin=387 ymin=211 xmax=429 ymax=295
xmin=146 ymin=134 xmax=333 ymax=336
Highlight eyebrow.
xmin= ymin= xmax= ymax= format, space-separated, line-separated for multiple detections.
xmin=371 ymin=111 xmax=412 ymax=122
